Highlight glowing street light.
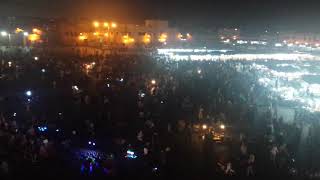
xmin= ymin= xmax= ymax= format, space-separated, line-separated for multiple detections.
xmin=78 ymin=35 xmax=87 ymax=41
xmin=25 ymin=90 xmax=32 ymax=97
xmin=1 ymin=31 xmax=8 ymax=36
xmin=32 ymin=28 xmax=42 ymax=34
xmin=220 ymin=124 xmax=225 ymax=130
xmin=122 ymin=35 xmax=134 ymax=44
xmin=202 ymin=124 xmax=207 ymax=130
xmin=93 ymin=21 xmax=100 ymax=28
xmin=151 ymin=79 xmax=156 ymax=85
xmin=34 ymin=56 xmax=39 ymax=61
xmin=111 ymin=22 xmax=117 ymax=28
xmin=28 ymin=34 xmax=40 ymax=42
xmin=158 ymin=33 xmax=167 ymax=43
xmin=143 ymin=33 xmax=151 ymax=44
xmin=15 ymin=28 xmax=24 ymax=33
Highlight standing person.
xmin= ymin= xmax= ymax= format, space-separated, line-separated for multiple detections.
xmin=225 ymin=162 xmax=235 ymax=176
xmin=198 ymin=106 xmax=204 ymax=121
xmin=270 ymin=145 xmax=278 ymax=166
xmin=247 ymin=154 xmax=255 ymax=176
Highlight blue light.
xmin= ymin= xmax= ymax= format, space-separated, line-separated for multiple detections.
xmin=37 ymin=126 xmax=48 ymax=132
xmin=126 ymin=150 xmax=137 ymax=159
xmin=25 ymin=90 xmax=32 ymax=96
xmin=80 ymin=164 xmax=85 ymax=173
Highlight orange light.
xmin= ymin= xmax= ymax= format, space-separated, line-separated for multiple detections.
xmin=93 ymin=21 xmax=100 ymax=28
xmin=158 ymin=33 xmax=167 ymax=43
xmin=123 ymin=35 xmax=135 ymax=44
xmin=32 ymin=28 xmax=41 ymax=35
xmin=103 ymin=22 xmax=109 ymax=28
xmin=93 ymin=32 xmax=99 ymax=36
xmin=104 ymin=33 xmax=109 ymax=37
xmin=143 ymin=33 xmax=151 ymax=44
xmin=15 ymin=28 xmax=24 ymax=33
xmin=28 ymin=34 xmax=40 ymax=42
xmin=78 ymin=35 xmax=87 ymax=41
xmin=111 ymin=22 xmax=117 ymax=28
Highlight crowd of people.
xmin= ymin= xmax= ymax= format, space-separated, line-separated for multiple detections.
xmin=0 ymin=47 xmax=319 ymax=179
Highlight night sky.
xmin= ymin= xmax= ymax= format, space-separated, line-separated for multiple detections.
xmin=0 ymin=0 xmax=320 ymax=32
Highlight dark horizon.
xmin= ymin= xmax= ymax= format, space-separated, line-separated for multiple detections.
xmin=1 ymin=0 xmax=320 ymax=32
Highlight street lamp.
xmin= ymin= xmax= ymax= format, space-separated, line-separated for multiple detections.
xmin=202 ymin=124 xmax=207 ymax=130
xmin=1 ymin=31 xmax=7 ymax=37
xmin=93 ymin=21 xmax=100 ymax=28
xmin=25 ymin=90 xmax=32 ymax=97
xmin=103 ymin=22 xmax=109 ymax=28
xmin=111 ymin=22 xmax=117 ymax=28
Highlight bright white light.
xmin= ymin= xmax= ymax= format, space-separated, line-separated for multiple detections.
xmin=1 ymin=31 xmax=7 ymax=36
xmin=72 ymin=86 xmax=79 ymax=91
xmin=197 ymin=69 xmax=202 ymax=74
xmin=25 ymin=90 xmax=32 ymax=96
xmin=220 ymin=124 xmax=225 ymax=130
xmin=237 ymin=40 xmax=248 ymax=44
xmin=202 ymin=124 xmax=207 ymax=130
xmin=23 ymin=32 xmax=29 ymax=36
xmin=34 ymin=57 xmax=39 ymax=61
xmin=250 ymin=41 xmax=267 ymax=45
xmin=275 ymin=43 xmax=283 ymax=47
xmin=167 ymin=53 xmax=316 ymax=62
xmin=41 ymin=69 xmax=46 ymax=73
xmin=151 ymin=79 xmax=156 ymax=85
xmin=223 ymin=39 xmax=230 ymax=43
